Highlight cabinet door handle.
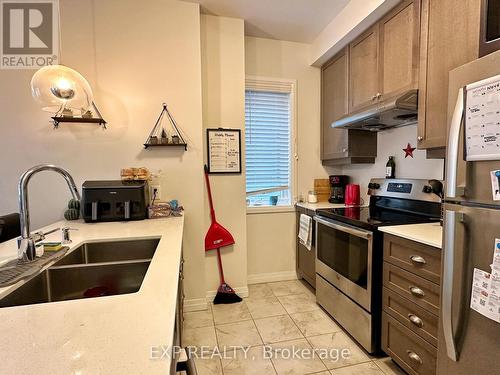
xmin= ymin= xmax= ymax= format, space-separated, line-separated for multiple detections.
xmin=371 ymin=94 xmax=377 ymax=101
xmin=417 ymin=136 xmax=424 ymax=142
xmin=91 ymin=201 xmax=98 ymax=221
xmin=376 ymin=93 xmax=382 ymax=99
xmin=342 ymin=148 xmax=348 ymax=153
xmin=407 ymin=351 xmax=423 ymax=365
xmin=408 ymin=314 xmax=424 ymax=328
xmin=409 ymin=286 xmax=425 ymax=298
xmin=410 ymin=255 xmax=426 ymax=265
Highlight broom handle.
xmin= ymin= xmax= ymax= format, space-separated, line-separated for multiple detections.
xmin=216 ymin=248 xmax=226 ymax=284
xmin=204 ymin=165 xmax=217 ymax=223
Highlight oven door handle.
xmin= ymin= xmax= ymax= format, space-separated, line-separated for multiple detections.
xmin=314 ymin=216 xmax=372 ymax=239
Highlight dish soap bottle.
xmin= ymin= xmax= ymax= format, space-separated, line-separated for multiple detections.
xmin=386 ymin=156 xmax=395 ymax=179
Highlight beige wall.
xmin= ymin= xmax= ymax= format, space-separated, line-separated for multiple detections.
xmin=310 ymin=0 xmax=401 ymax=66
xmin=245 ymin=36 xmax=329 ymax=282
xmin=342 ymin=125 xmax=444 ymax=199
xmin=0 ymin=0 xmax=207 ymax=308
xmin=200 ymin=15 xmax=248 ymax=296
xmin=246 ymin=212 xmax=297 ymax=283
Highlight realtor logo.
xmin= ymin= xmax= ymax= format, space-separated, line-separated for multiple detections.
xmin=1 ymin=0 xmax=59 ymax=69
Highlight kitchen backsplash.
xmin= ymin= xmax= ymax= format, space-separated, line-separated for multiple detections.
xmin=342 ymin=125 xmax=444 ymax=199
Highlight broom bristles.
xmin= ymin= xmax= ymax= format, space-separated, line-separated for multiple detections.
xmin=213 ymin=283 xmax=242 ymax=304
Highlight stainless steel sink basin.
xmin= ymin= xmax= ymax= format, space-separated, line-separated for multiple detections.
xmin=0 ymin=238 xmax=160 ymax=308
xmin=53 ymin=238 xmax=159 ymax=266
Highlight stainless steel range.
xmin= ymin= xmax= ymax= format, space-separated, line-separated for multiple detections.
xmin=314 ymin=178 xmax=442 ymax=353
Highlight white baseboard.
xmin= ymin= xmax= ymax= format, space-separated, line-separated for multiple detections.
xmin=184 ymin=286 xmax=251 ymax=311
xmin=184 ymin=273 xmax=299 ymax=310
xmin=183 ymin=297 xmax=208 ymax=312
xmin=205 ymin=286 xmax=249 ymax=301
xmin=247 ymin=270 xmax=298 ymax=285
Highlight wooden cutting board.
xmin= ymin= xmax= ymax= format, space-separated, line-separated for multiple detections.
xmin=314 ymin=179 xmax=331 ymax=202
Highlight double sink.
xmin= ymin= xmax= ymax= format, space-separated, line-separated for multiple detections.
xmin=0 ymin=238 xmax=159 ymax=308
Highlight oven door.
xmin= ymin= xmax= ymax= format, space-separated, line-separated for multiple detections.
xmin=315 ymin=216 xmax=373 ymax=311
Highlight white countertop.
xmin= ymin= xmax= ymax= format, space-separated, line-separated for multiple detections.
xmin=379 ymin=222 xmax=442 ymax=249
xmin=296 ymin=202 xmax=357 ymax=211
xmin=0 ymin=217 xmax=184 ymax=375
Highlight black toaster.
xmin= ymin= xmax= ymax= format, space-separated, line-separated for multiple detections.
xmin=82 ymin=180 xmax=150 ymax=222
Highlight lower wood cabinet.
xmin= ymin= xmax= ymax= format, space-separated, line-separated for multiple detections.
xmin=382 ymin=234 xmax=441 ymax=375
xmin=382 ymin=313 xmax=437 ymax=375
xmin=383 ymin=287 xmax=438 ymax=347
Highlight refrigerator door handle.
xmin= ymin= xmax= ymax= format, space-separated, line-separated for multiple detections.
xmin=443 ymin=210 xmax=458 ymax=361
xmin=446 ymin=88 xmax=465 ymax=199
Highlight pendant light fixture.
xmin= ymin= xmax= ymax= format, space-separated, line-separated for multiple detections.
xmin=30 ymin=65 xmax=106 ymax=128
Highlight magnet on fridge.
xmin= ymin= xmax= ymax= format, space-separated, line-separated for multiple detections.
xmin=491 ymin=170 xmax=500 ymax=201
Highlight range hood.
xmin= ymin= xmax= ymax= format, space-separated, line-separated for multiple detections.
xmin=332 ymin=89 xmax=418 ymax=131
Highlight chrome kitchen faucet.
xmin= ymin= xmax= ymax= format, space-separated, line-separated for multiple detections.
xmin=18 ymin=164 xmax=80 ymax=262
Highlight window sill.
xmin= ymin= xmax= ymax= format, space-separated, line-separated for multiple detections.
xmin=246 ymin=205 xmax=296 ymax=215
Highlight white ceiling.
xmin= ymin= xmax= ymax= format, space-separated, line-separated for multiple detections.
xmin=184 ymin=0 xmax=350 ymax=43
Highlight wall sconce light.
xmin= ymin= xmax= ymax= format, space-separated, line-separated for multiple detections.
xmin=31 ymin=65 xmax=106 ymax=128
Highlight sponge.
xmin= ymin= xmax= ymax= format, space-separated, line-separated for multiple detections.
xmin=42 ymin=242 xmax=63 ymax=252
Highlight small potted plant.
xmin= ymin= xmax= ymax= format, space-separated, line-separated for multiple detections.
xmin=171 ymin=134 xmax=180 ymax=144
xmin=161 ymin=128 xmax=169 ymax=144
xmin=149 ymin=135 xmax=158 ymax=145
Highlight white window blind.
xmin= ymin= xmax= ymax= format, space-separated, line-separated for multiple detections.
xmin=245 ymin=78 xmax=294 ymax=207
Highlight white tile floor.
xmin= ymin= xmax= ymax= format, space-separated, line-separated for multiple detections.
xmin=182 ymin=280 xmax=406 ymax=375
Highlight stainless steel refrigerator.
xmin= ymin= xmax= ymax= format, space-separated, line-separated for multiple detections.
xmin=440 ymin=50 xmax=500 ymax=375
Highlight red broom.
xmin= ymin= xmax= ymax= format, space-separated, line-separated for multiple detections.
xmin=204 ymin=165 xmax=242 ymax=304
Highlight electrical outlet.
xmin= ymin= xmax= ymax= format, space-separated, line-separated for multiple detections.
xmin=150 ymin=185 xmax=161 ymax=201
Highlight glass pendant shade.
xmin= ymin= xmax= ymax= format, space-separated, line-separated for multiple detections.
xmin=31 ymin=65 xmax=94 ymax=114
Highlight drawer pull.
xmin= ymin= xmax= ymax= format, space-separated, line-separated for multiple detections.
xmin=410 ymin=255 xmax=427 ymax=265
xmin=408 ymin=314 xmax=424 ymax=328
xmin=409 ymin=286 xmax=425 ymax=298
xmin=407 ymin=350 xmax=423 ymax=365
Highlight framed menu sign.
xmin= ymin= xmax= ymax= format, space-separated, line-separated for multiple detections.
xmin=207 ymin=128 xmax=242 ymax=174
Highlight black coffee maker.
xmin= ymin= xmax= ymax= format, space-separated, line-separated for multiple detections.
xmin=329 ymin=175 xmax=349 ymax=203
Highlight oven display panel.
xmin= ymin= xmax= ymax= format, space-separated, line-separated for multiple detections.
xmin=387 ymin=183 xmax=412 ymax=194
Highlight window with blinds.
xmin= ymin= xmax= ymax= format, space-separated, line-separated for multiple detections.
xmin=245 ymin=78 xmax=294 ymax=207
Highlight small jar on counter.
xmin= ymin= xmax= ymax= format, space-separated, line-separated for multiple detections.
xmin=307 ymin=190 xmax=318 ymax=203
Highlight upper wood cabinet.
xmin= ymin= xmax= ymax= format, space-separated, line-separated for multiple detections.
xmin=321 ymin=49 xmax=378 ymax=165
xmin=321 ymin=48 xmax=349 ymax=161
xmin=349 ymin=26 xmax=379 ymax=112
xmin=379 ymin=0 xmax=420 ymax=100
xmin=417 ymin=0 xmax=481 ymax=150
xmin=349 ymin=0 xmax=420 ymax=112
xmin=321 ymin=1 xmax=420 ymax=165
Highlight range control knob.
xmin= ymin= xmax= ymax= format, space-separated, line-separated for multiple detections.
xmin=422 ymin=185 xmax=433 ymax=193
xmin=368 ymin=183 xmax=381 ymax=190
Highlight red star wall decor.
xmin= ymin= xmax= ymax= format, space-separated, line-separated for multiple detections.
xmin=403 ymin=143 xmax=416 ymax=158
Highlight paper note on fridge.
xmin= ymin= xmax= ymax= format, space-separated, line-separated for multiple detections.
xmin=490 ymin=170 xmax=500 ymax=201
xmin=464 ymin=76 xmax=500 ymax=161
xmin=493 ymin=239 xmax=500 ymax=270
xmin=490 ymin=239 xmax=500 ymax=297
xmin=470 ymin=268 xmax=500 ymax=323
xmin=470 ymin=239 xmax=500 ymax=323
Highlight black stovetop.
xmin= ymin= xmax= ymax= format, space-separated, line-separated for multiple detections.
xmin=316 ymin=197 xmax=441 ymax=231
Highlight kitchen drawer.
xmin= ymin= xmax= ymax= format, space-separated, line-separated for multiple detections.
xmin=382 ymin=312 xmax=437 ymax=375
xmin=383 ymin=263 xmax=440 ymax=315
xmin=384 ymin=234 xmax=441 ymax=284
xmin=383 ymin=286 xmax=438 ymax=347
